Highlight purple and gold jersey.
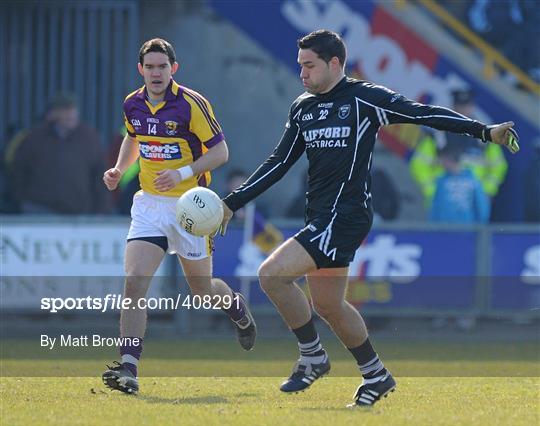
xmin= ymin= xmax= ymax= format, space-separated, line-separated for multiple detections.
xmin=123 ymin=79 xmax=224 ymax=197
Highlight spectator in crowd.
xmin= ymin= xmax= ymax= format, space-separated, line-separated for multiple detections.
xmin=429 ymin=140 xmax=488 ymax=332
xmin=371 ymin=166 xmax=400 ymax=222
xmin=468 ymin=0 xmax=540 ymax=83
xmin=2 ymin=123 xmax=27 ymax=213
xmin=523 ymin=138 xmax=540 ymax=223
xmin=8 ymin=93 xmax=112 ymax=214
xmin=429 ymin=141 xmax=490 ymax=224
xmin=410 ymin=88 xmax=507 ymax=213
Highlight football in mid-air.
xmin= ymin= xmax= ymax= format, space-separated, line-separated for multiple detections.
xmin=176 ymin=187 xmax=224 ymax=236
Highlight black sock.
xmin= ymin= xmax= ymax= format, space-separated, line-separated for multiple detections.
xmin=292 ymin=318 xmax=326 ymax=359
xmin=221 ymin=291 xmax=246 ymax=322
xmin=348 ymin=338 xmax=387 ymax=380
xmin=120 ymin=337 xmax=143 ymax=377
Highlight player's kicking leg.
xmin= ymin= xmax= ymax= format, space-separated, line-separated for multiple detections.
xmin=179 ymin=255 xmax=257 ymax=350
xmin=307 ymin=269 xmax=396 ymax=407
xmin=102 ymin=239 xmax=166 ymax=395
xmin=258 ymin=238 xmax=331 ymax=393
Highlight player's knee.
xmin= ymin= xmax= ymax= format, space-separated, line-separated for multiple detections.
xmin=258 ymin=261 xmax=280 ymax=293
xmin=258 ymin=257 xmax=285 ymax=278
xmin=257 ymin=259 xmax=271 ymax=278
xmin=124 ymin=276 xmax=149 ymax=299
xmin=313 ymin=301 xmax=342 ymax=322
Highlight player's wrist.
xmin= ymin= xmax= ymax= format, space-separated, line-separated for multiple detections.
xmin=222 ymin=195 xmax=239 ymax=213
xmin=481 ymin=125 xmax=494 ymax=143
xmin=177 ymin=165 xmax=194 ymax=181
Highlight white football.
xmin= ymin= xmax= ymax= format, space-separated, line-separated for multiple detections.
xmin=176 ymin=187 xmax=224 ymax=236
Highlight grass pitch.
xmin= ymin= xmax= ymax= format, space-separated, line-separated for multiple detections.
xmin=1 ymin=339 xmax=539 ymax=425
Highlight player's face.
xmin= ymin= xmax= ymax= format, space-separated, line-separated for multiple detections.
xmin=298 ymin=49 xmax=339 ymax=94
xmin=138 ymin=52 xmax=179 ymax=100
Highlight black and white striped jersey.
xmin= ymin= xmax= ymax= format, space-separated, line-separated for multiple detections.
xmin=223 ymin=77 xmax=491 ymax=218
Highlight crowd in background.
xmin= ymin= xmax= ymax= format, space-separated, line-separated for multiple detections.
xmin=440 ymin=0 xmax=540 ymax=84
xmin=1 ymin=87 xmax=539 ymax=224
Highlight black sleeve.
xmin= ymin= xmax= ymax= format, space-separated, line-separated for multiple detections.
xmin=361 ymin=84 xmax=492 ymax=142
xmin=223 ymin=109 xmax=305 ymax=212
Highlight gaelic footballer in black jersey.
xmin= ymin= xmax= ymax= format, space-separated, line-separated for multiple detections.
xmin=224 ymin=77 xmax=508 ymax=268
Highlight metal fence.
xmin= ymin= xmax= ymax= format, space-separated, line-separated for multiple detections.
xmin=0 ymin=0 xmax=139 ymax=145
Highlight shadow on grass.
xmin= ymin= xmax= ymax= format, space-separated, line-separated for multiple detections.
xmin=233 ymin=392 xmax=258 ymax=398
xmin=138 ymin=395 xmax=228 ymax=405
xmin=299 ymin=406 xmax=378 ymax=413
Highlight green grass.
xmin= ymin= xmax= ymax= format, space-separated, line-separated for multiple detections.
xmin=1 ymin=339 xmax=539 ymax=425
xmin=1 ymin=377 xmax=538 ymax=426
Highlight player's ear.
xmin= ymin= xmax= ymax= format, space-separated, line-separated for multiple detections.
xmin=137 ymin=63 xmax=144 ymax=76
xmin=330 ymin=56 xmax=340 ymax=70
xmin=171 ymin=62 xmax=179 ymax=74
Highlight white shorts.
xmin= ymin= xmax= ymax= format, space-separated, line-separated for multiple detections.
xmin=127 ymin=191 xmax=212 ymax=259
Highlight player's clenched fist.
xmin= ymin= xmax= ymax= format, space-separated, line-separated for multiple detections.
xmin=154 ymin=169 xmax=182 ymax=192
xmin=154 ymin=165 xmax=193 ymax=192
xmin=103 ymin=167 xmax=122 ymax=191
xmin=219 ymin=201 xmax=233 ymax=236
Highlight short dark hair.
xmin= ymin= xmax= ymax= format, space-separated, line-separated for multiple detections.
xmin=451 ymin=88 xmax=474 ymax=105
xmin=297 ymin=30 xmax=346 ymax=66
xmin=139 ymin=38 xmax=176 ymax=66
xmin=48 ymin=92 xmax=78 ymax=111
xmin=438 ymin=140 xmax=463 ymax=162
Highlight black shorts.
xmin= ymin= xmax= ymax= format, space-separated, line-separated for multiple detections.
xmin=294 ymin=210 xmax=372 ymax=269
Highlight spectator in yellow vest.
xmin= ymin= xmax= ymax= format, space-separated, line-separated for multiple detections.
xmin=410 ymin=89 xmax=508 ymax=209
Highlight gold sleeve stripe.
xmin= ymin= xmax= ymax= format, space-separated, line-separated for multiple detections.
xmin=183 ymin=89 xmax=222 ymax=135
xmin=124 ymin=86 xmax=144 ymax=101
xmin=183 ymin=90 xmax=221 ymax=135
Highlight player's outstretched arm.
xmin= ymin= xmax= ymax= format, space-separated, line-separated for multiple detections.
xmin=103 ymin=135 xmax=139 ymax=191
xmin=365 ymin=84 xmax=520 ymax=154
xmin=154 ymin=141 xmax=229 ymax=192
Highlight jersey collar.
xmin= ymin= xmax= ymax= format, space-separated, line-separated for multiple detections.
xmin=140 ymin=79 xmax=180 ymax=114
xmin=316 ymin=76 xmax=348 ymax=98
xmin=140 ymin=78 xmax=180 ymax=102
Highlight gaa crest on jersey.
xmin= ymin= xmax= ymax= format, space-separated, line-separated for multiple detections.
xmin=165 ymin=120 xmax=178 ymax=135
xmin=131 ymin=118 xmax=142 ymax=130
xmin=338 ymin=104 xmax=351 ymax=119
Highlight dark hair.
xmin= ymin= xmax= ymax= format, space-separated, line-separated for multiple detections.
xmin=451 ymin=88 xmax=474 ymax=105
xmin=297 ymin=29 xmax=346 ymax=66
xmin=48 ymin=92 xmax=78 ymax=111
xmin=438 ymin=140 xmax=463 ymax=162
xmin=139 ymin=38 xmax=176 ymax=65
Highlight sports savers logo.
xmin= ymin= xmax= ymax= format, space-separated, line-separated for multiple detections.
xmin=139 ymin=142 xmax=182 ymax=161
